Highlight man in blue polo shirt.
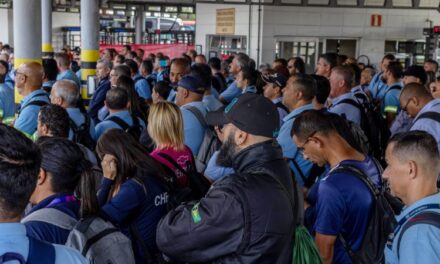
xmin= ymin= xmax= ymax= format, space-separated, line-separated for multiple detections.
xmin=125 ymin=59 xmax=152 ymax=103
xmin=175 ymin=75 xmax=207 ymax=154
xmin=381 ymin=61 xmax=403 ymax=127
xmin=55 ymin=53 xmax=81 ymax=89
xmin=219 ymin=53 xmax=250 ymax=104
xmin=277 ymin=75 xmax=316 ymax=186
xmin=0 ymin=124 xmax=86 ymax=263
xmin=51 ymin=80 xmax=95 ymax=142
xmin=14 ymin=62 xmax=50 ymax=137
xmin=383 ymin=131 xmax=440 ymax=264
xmin=95 ymin=87 xmax=145 ymax=140
xmin=292 ymin=110 xmax=381 ymax=264
xmin=0 ymin=60 xmax=14 ymax=124
xmin=399 ymin=83 xmax=440 ymax=151
xmin=328 ymin=66 xmax=362 ymax=125
xmin=369 ymin=54 xmax=395 ymax=101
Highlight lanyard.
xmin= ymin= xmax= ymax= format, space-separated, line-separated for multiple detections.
xmin=386 ymin=203 xmax=440 ymax=248
xmin=46 ymin=195 xmax=77 ymax=208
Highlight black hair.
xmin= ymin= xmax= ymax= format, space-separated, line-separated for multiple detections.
xmin=141 ymin=59 xmax=153 ymax=74
xmin=106 ymin=87 xmax=129 ymax=110
xmin=43 ymin=59 xmax=58 ymax=81
xmin=387 ymin=61 xmax=403 ymax=79
xmin=0 ymin=124 xmax=41 ymax=219
xmin=208 ymin=57 xmax=222 ymax=71
xmin=383 ymin=54 xmax=396 ymax=62
xmin=292 ymin=57 xmax=306 ymax=74
xmin=319 ymin=53 xmax=338 ymax=69
xmin=154 ymin=81 xmax=172 ymax=99
xmin=310 ymin=74 xmax=330 ymax=104
xmin=38 ymin=104 xmax=70 ymax=138
xmin=113 ymin=64 xmax=131 ymax=78
xmin=124 ymin=59 xmax=139 ymax=75
xmin=190 ymin=63 xmax=212 ymax=89
xmin=241 ymin=66 xmax=258 ymax=87
xmin=273 ymin=58 xmax=288 ymax=68
xmin=292 ymin=74 xmax=317 ymax=101
xmin=115 ymin=55 xmax=125 ymax=64
xmin=347 ymin=63 xmax=361 ymax=86
xmin=0 ymin=60 xmax=8 ymax=83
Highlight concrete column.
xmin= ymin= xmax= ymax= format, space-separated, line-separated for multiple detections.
xmin=42 ymin=0 xmax=53 ymax=57
xmin=135 ymin=8 xmax=144 ymax=44
xmin=80 ymin=0 xmax=100 ymax=101
xmin=13 ymin=0 xmax=42 ymax=103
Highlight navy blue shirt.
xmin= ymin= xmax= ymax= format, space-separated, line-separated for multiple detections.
xmin=88 ymin=77 xmax=111 ymax=124
xmin=23 ymin=193 xmax=80 ymax=245
xmin=313 ymin=157 xmax=381 ymax=264
xmin=98 ymin=176 xmax=168 ymax=263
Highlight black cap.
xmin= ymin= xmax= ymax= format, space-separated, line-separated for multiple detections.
xmin=206 ymin=93 xmax=280 ymax=138
xmin=403 ymin=65 xmax=427 ymax=84
xmin=262 ymin=72 xmax=288 ymax=88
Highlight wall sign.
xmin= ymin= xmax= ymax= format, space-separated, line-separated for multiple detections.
xmin=216 ymin=8 xmax=235 ymax=34
xmin=371 ymin=14 xmax=382 ymax=27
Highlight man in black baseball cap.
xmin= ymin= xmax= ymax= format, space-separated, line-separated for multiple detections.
xmin=403 ymin=65 xmax=427 ymax=86
xmin=157 ymin=93 xmax=297 ymax=263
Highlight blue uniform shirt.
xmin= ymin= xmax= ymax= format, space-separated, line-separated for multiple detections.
xmin=329 ymin=92 xmax=362 ymax=125
xmin=203 ymin=93 xmax=223 ymax=112
xmin=42 ymin=80 xmax=56 ymax=91
xmin=24 ymin=193 xmax=80 ymax=245
xmin=382 ymin=83 xmax=402 ymax=116
xmin=181 ymin=101 xmax=207 ymax=154
xmin=220 ymin=81 xmax=241 ymax=103
xmin=314 ymin=157 xmax=381 ymax=264
xmin=14 ymin=89 xmax=50 ymax=136
xmin=0 ymin=223 xmax=86 ymax=263
xmin=204 ymin=151 xmax=235 ymax=182
xmin=410 ymin=99 xmax=440 ymax=151
xmin=276 ymin=103 xmax=315 ymax=186
xmin=133 ymin=73 xmax=152 ymax=100
xmin=384 ymin=192 xmax=440 ymax=264
xmin=66 ymin=108 xmax=95 ymax=141
xmin=242 ymin=85 xmax=257 ymax=94
xmin=368 ymin=72 xmax=387 ymax=99
xmin=94 ymin=110 xmax=146 ymax=141
xmin=0 ymin=83 xmax=15 ymax=119
xmin=57 ymin=69 xmax=81 ymax=89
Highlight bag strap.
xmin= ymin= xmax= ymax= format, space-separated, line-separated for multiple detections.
xmin=0 ymin=253 xmax=26 ymax=264
xmin=21 ymin=208 xmax=77 ymax=230
xmin=18 ymin=100 xmax=48 ymax=115
xmin=276 ymin=101 xmax=289 ymax=113
xmin=82 ymin=227 xmax=120 ymax=256
xmin=383 ymin=85 xmax=401 ymax=100
xmin=413 ymin=111 xmax=440 ymax=125
xmin=336 ymin=98 xmax=363 ymax=112
xmin=131 ymin=114 xmax=140 ymax=127
xmin=107 ymin=116 xmax=130 ymax=131
xmin=28 ymin=236 xmax=56 ymax=264
xmin=185 ymin=106 xmax=208 ymax=128
xmin=287 ymin=158 xmax=307 ymax=185
xmin=397 ymin=211 xmax=440 ymax=259
xmin=157 ymin=152 xmax=189 ymax=177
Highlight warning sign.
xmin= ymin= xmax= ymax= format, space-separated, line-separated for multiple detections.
xmin=216 ymin=8 xmax=235 ymax=35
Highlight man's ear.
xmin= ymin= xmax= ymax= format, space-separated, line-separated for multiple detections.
xmin=235 ymin=129 xmax=248 ymax=146
xmin=37 ymin=168 xmax=48 ymax=186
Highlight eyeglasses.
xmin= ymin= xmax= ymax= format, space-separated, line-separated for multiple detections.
xmin=14 ymin=70 xmax=28 ymax=78
xmin=297 ymin=131 xmax=316 ymax=154
xmin=401 ymin=97 xmax=413 ymax=112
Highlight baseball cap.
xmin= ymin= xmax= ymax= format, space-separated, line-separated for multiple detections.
xmin=177 ymin=75 xmax=205 ymax=94
xmin=403 ymin=65 xmax=427 ymax=84
xmin=206 ymin=93 xmax=280 ymax=138
xmin=262 ymin=72 xmax=288 ymax=88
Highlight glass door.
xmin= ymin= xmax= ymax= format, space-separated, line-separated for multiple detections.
xmin=275 ymin=37 xmax=319 ymax=74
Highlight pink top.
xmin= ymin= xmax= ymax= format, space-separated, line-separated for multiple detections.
xmin=150 ymin=146 xmax=193 ymax=187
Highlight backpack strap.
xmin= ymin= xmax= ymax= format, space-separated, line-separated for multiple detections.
xmin=0 ymin=253 xmax=26 ymax=264
xmin=157 ymin=152 xmax=189 ymax=177
xmin=413 ymin=111 xmax=440 ymax=126
xmin=185 ymin=106 xmax=208 ymax=128
xmin=18 ymin=100 xmax=48 ymax=115
xmin=397 ymin=211 xmax=440 ymax=259
xmin=383 ymin=85 xmax=401 ymax=100
xmin=335 ymin=98 xmax=363 ymax=112
xmin=81 ymin=227 xmax=119 ymax=256
xmin=21 ymin=208 xmax=77 ymax=230
xmin=107 ymin=116 xmax=130 ymax=130
xmin=276 ymin=101 xmax=289 ymax=114
xmin=287 ymin=158 xmax=307 ymax=185
xmin=28 ymin=236 xmax=56 ymax=264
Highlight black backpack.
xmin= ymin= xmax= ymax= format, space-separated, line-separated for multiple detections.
xmin=157 ymin=152 xmax=211 ymax=210
xmin=70 ymin=114 xmax=95 ymax=150
xmin=332 ymin=164 xmax=397 ymax=264
xmin=107 ymin=114 xmax=143 ymax=141
xmin=185 ymin=106 xmax=222 ymax=173
xmin=410 ymin=111 xmax=440 ymax=128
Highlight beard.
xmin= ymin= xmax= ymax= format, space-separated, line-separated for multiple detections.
xmin=216 ymin=131 xmax=238 ymax=168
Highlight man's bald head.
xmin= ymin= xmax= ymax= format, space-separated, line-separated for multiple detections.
xmin=400 ymin=82 xmax=432 ymax=102
xmin=16 ymin=62 xmax=44 ymax=93
xmin=51 ymin=80 xmax=80 ymax=108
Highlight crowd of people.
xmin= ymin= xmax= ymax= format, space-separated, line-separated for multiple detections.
xmin=0 ymin=41 xmax=439 ymax=264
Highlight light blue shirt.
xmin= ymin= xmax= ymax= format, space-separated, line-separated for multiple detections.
xmin=382 ymin=83 xmax=402 ymax=116
xmin=220 ymin=81 xmax=241 ymax=103
xmin=14 ymin=89 xmax=50 ymax=136
xmin=390 ymin=110 xmax=412 ymax=135
xmin=57 ymin=70 xmax=81 ymax=89
xmin=167 ymin=89 xmax=176 ymax=102
xmin=181 ymin=101 xmax=207 ymax=154
xmin=329 ymin=92 xmax=362 ymax=125
xmin=242 ymin=85 xmax=257 ymax=94
xmin=0 ymin=83 xmax=15 ymax=119
xmin=133 ymin=73 xmax=152 ymax=100
xmin=384 ymin=192 xmax=440 ymax=264
xmin=204 ymin=151 xmax=235 ymax=182
xmin=368 ymin=72 xmax=387 ymax=99
xmin=276 ymin=103 xmax=315 ymax=186
xmin=156 ymin=70 xmax=166 ymax=82
xmin=272 ymin=97 xmax=288 ymax=127
xmin=203 ymin=93 xmax=223 ymax=112
xmin=410 ymin=99 xmax=440 ymax=151
xmin=94 ymin=110 xmax=146 ymax=141
xmin=98 ymin=106 xmax=109 ymax=122
xmin=75 ymin=70 xmax=81 ymax=81
xmin=0 ymin=223 xmax=87 ymax=263
xmin=66 ymin=108 xmax=95 ymax=141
